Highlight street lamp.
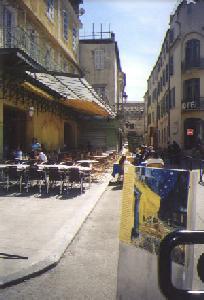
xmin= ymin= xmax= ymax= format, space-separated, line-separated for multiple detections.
xmin=28 ymin=106 xmax=34 ymax=117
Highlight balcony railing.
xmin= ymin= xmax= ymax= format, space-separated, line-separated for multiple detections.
xmin=182 ymin=97 xmax=204 ymax=111
xmin=182 ymin=59 xmax=204 ymax=71
xmin=0 ymin=26 xmax=60 ymax=72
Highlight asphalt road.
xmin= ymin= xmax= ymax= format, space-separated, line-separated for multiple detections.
xmin=0 ymin=185 xmax=121 ymax=300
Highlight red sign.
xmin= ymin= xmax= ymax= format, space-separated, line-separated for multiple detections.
xmin=187 ymin=129 xmax=194 ymax=136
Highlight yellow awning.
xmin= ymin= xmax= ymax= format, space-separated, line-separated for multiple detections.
xmin=26 ymin=71 xmax=115 ymax=117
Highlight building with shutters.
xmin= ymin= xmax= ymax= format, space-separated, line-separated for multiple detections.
xmin=79 ymin=31 xmax=126 ymax=114
xmin=0 ymin=0 xmax=116 ymax=158
xmin=119 ymin=101 xmax=144 ymax=150
xmin=144 ymin=0 xmax=204 ymax=152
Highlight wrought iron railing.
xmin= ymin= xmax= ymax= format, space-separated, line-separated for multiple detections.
xmin=182 ymin=97 xmax=204 ymax=111
xmin=0 ymin=26 xmax=60 ymax=72
xmin=182 ymin=58 xmax=204 ymax=71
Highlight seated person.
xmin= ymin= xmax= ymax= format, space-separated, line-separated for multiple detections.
xmin=14 ymin=146 xmax=23 ymax=161
xmin=145 ymin=151 xmax=164 ymax=167
xmin=38 ymin=150 xmax=47 ymax=163
xmin=31 ymin=138 xmax=41 ymax=151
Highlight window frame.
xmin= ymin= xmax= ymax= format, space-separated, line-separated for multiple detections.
xmin=63 ymin=10 xmax=69 ymax=41
xmin=94 ymin=49 xmax=105 ymax=70
xmin=46 ymin=0 xmax=54 ymax=21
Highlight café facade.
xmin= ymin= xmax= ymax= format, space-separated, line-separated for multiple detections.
xmin=0 ymin=0 xmax=119 ymax=159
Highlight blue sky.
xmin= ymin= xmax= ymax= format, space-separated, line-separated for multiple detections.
xmin=80 ymin=0 xmax=178 ymax=102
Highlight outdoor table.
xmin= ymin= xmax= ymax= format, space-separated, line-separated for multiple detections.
xmin=38 ymin=164 xmax=91 ymax=172
xmin=76 ymin=160 xmax=99 ymax=163
xmin=0 ymin=164 xmax=30 ymax=170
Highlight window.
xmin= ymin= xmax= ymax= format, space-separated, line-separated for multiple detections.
xmin=164 ymin=127 xmax=166 ymax=143
xmin=94 ymin=49 xmax=105 ymax=70
xmin=183 ymin=78 xmax=200 ymax=102
xmin=165 ymin=93 xmax=169 ymax=113
xmin=170 ymin=87 xmax=175 ymax=109
xmin=157 ymin=104 xmax=160 ymax=120
xmin=169 ymin=56 xmax=174 ymax=76
xmin=63 ymin=60 xmax=68 ymax=72
xmin=72 ymin=24 xmax=78 ymax=52
xmin=94 ymin=86 xmax=107 ymax=101
xmin=130 ymin=124 xmax=134 ymax=130
xmin=162 ymin=70 xmax=165 ymax=86
xmin=27 ymin=27 xmax=38 ymax=59
xmin=44 ymin=46 xmax=51 ymax=69
xmin=148 ymin=114 xmax=151 ymax=125
xmin=165 ymin=64 xmax=169 ymax=82
xmin=3 ymin=8 xmax=13 ymax=47
xmin=185 ymin=39 xmax=200 ymax=68
xmin=166 ymin=40 xmax=169 ymax=53
xmin=160 ymin=77 xmax=163 ymax=92
xmin=169 ymin=29 xmax=174 ymax=44
xmin=63 ymin=10 xmax=69 ymax=40
xmin=147 ymin=95 xmax=151 ymax=106
xmin=152 ymin=112 xmax=154 ymax=123
xmin=47 ymin=0 xmax=54 ymax=20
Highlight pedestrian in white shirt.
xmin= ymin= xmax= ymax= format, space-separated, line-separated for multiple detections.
xmin=38 ymin=150 xmax=47 ymax=163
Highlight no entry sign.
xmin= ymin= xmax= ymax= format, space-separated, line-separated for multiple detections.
xmin=187 ymin=129 xmax=194 ymax=136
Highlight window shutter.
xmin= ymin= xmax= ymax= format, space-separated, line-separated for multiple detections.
xmin=94 ymin=50 xmax=104 ymax=70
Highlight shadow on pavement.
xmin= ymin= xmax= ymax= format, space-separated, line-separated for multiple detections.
xmin=0 ymin=253 xmax=28 ymax=260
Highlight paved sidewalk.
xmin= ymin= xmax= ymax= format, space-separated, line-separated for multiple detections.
xmin=0 ymin=172 xmax=112 ymax=288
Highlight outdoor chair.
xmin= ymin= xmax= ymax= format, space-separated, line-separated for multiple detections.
xmin=24 ymin=165 xmax=46 ymax=193
xmin=67 ymin=167 xmax=84 ymax=194
xmin=77 ymin=162 xmax=92 ymax=188
xmin=5 ymin=166 xmax=23 ymax=192
xmin=46 ymin=167 xmax=66 ymax=194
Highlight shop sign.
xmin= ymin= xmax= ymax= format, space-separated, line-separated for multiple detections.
xmin=187 ymin=129 xmax=194 ymax=136
xmin=182 ymin=101 xmax=197 ymax=110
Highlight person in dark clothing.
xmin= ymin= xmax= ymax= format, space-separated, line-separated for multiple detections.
xmin=118 ymin=155 xmax=126 ymax=181
xmin=172 ymin=140 xmax=181 ymax=165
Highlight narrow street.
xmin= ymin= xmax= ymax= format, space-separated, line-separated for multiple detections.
xmin=0 ymin=185 xmax=121 ymax=300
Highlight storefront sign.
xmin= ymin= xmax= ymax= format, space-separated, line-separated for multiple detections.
xmin=187 ymin=129 xmax=194 ymax=136
xmin=182 ymin=101 xmax=197 ymax=110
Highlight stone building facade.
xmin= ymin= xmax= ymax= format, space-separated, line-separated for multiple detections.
xmin=145 ymin=0 xmax=204 ymax=152
xmin=119 ymin=101 xmax=144 ymax=150
xmin=79 ymin=33 xmax=126 ymax=113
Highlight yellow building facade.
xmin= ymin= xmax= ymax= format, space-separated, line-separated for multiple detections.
xmin=0 ymin=0 xmax=114 ymax=158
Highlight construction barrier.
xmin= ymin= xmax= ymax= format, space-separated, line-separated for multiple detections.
xmin=117 ymin=164 xmax=198 ymax=300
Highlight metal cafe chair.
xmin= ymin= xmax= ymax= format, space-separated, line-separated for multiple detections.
xmin=46 ymin=167 xmax=65 ymax=194
xmin=67 ymin=167 xmax=84 ymax=194
xmin=5 ymin=166 xmax=23 ymax=192
xmin=24 ymin=165 xmax=46 ymax=193
xmin=77 ymin=163 xmax=92 ymax=188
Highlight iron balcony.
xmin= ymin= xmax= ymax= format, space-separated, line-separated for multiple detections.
xmin=182 ymin=98 xmax=204 ymax=111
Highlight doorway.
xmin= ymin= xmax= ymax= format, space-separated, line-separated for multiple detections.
xmin=3 ymin=106 xmax=27 ymax=158
xmin=64 ymin=122 xmax=75 ymax=150
xmin=184 ymin=118 xmax=204 ymax=149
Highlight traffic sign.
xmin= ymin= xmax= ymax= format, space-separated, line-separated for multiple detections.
xmin=187 ymin=129 xmax=194 ymax=136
